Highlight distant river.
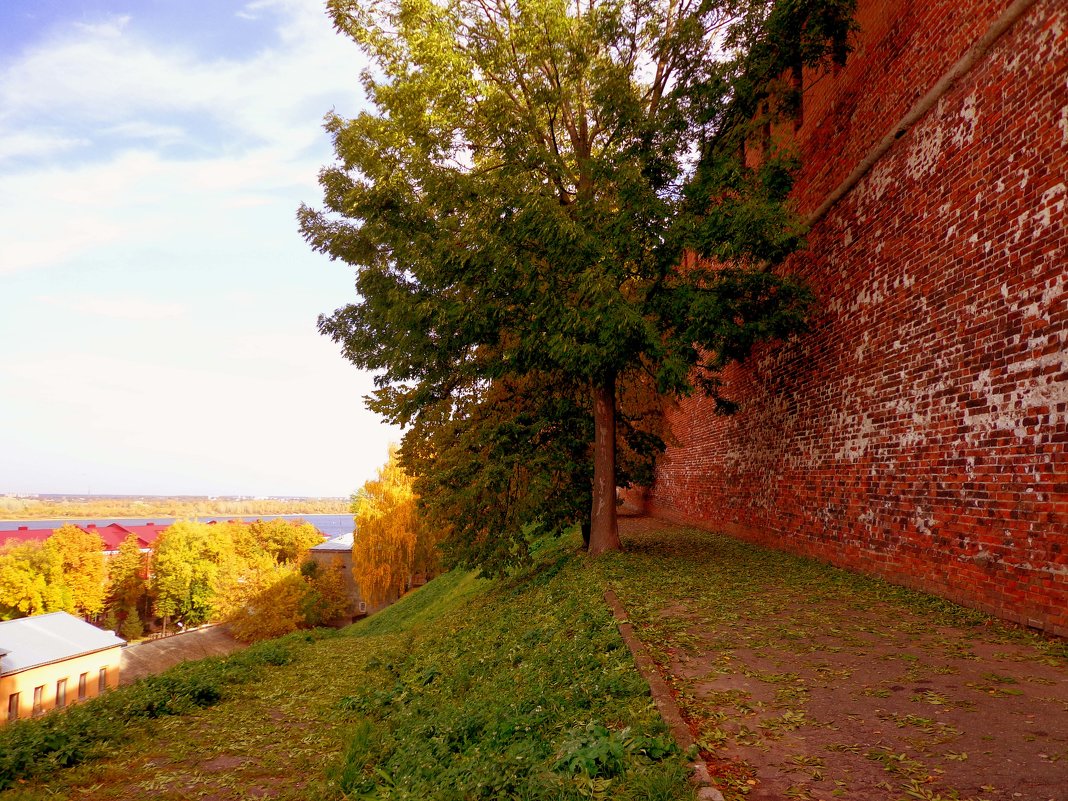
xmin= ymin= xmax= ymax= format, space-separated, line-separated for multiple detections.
xmin=0 ymin=514 xmax=355 ymax=538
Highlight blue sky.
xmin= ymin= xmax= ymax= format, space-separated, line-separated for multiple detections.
xmin=0 ymin=0 xmax=400 ymax=497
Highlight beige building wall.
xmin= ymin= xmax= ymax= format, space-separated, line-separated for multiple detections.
xmin=1 ymin=646 xmax=122 ymax=725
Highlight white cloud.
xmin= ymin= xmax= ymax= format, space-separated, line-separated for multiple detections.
xmin=0 ymin=2 xmax=366 ymax=154
xmin=0 ymin=131 xmax=89 ymax=161
xmin=1 ymin=348 xmax=397 ymax=496
xmin=71 ymin=14 xmax=132 ymax=37
xmin=101 ymin=121 xmax=188 ymax=145
xmin=0 ymin=1 xmax=388 ymax=496
xmin=0 ymin=2 xmax=368 ymax=275
xmin=37 ymin=293 xmax=186 ymax=320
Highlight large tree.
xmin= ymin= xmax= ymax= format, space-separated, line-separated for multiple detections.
xmin=303 ymin=0 xmax=853 ymax=560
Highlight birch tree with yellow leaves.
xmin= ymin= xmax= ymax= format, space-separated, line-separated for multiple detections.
xmin=351 ymin=448 xmax=438 ymax=608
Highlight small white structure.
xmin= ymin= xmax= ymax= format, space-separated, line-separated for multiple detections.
xmin=1 ymin=612 xmax=125 ymax=724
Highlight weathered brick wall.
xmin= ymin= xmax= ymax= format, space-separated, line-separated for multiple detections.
xmin=647 ymin=0 xmax=1068 ymax=636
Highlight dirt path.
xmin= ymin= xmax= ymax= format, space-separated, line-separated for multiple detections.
xmin=603 ymin=517 xmax=1068 ymax=801
xmin=121 ymin=625 xmax=245 ymax=685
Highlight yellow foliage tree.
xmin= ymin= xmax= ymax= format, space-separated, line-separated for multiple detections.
xmin=300 ymin=556 xmax=352 ymax=626
xmin=226 ymin=568 xmax=307 ymax=643
xmin=0 ymin=541 xmax=73 ymax=618
xmin=48 ymin=524 xmax=106 ymax=618
xmin=352 ymin=447 xmax=437 ymax=609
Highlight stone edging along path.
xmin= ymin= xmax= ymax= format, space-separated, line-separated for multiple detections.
xmin=604 ymin=587 xmax=725 ymax=801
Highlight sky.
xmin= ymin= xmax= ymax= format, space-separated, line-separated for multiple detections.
xmin=0 ymin=0 xmax=401 ymax=498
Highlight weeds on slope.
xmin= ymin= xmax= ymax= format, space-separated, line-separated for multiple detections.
xmin=0 ymin=634 xmax=324 ymax=792
xmin=1 ymin=535 xmax=694 ymax=800
xmin=324 ymin=540 xmax=692 ymax=800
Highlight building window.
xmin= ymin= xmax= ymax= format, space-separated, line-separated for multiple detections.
xmin=32 ymin=686 xmax=44 ymax=717
xmin=6 ymin=692 xmax=18 ymax=722
xmin=79 ymin=672 xmax=88 ymax=701
xmin=56 ymin=678 xmax=67 ymax=709
xmin=98 ymin=667 xmax=108 ymax=693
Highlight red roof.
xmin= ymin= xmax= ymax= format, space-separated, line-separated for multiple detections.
xmin=0 ymin=527 xmax=54 ymax=547
xmin=119 ymin=522 xmax=165 ymax=548
xmin=82 ymin=523 xmax=134 ymax=550
xmin=0 ymin=521 xmax=169 ymax=552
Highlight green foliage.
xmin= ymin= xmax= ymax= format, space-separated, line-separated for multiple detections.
xmin=304 ymin=0 xmax=855 ymax=568
xmin=151 ymin=520 xmax=229 ymax=624
xmin=118 ymin=606 xmax=143 ymax=640
xmin=326 ymin=538 xmax=690 ymax=800
xmin=247 ymin=518 xmax=323 ymax=564
xmin=148 ymin=518 xmax=333 ymax=634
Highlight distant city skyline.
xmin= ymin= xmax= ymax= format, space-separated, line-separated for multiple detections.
xmin=0 ymin=1 xmax=399 ymax=496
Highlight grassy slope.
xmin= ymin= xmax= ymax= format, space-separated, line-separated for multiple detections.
xmin=0 ymin=535 xmax=693 ymax=801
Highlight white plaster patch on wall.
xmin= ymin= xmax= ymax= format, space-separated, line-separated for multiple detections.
xmin=853 ymin=329 xmax=870 ymax=364
xmin=722 ymin=394 xmax=795 ymax=474
xmin=1034 ymin=182 xmax=1067 ymax=230
xmin=894 ymin=364 xmax=951 ymax=449
xmin=961 ymin=346 xmax=1068 ymax=446
xmin=856 ymin=159 xmax=895 ymax=213
xmin=1042 ymin=273 xmax=1066 ymax=309
xmin=951 ymin=91 xmax=979 ymax=149
xmin=912 ymin=504 xmax=935 ymax=537
xmin=833 ymin=408 xmax=878 ymax=462
xmin=849 ymin=280 xmax=887 ymax=312
xmin=905 ymin=106 xmax=946 ymax=180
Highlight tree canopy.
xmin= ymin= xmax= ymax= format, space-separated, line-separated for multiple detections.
xmin=0 ymin=540 xmax=72 ymax=619
xmin=303 ymin=0 xmax=854 ymax=568
xmin=49 ymin=524 xmax=107 ymax=618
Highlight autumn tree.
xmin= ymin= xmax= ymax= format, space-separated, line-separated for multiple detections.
xmin=299 ymin=556 xmax=352 ymax=626
xmin=0 ymin=541 xmax=73 ymax=619
xmin=48 ymin=524 xmax=106 ymax=618
xmin=248 ymin=518 xmax=324 ymax=564
xmin=302 ymin=0 xmax=854 ymax=562
xmin=226 ymin=568 xmax=307 ymax=643
xmin=106 ymin=533 xmax=148 ymax=629
xmin=351 ymin=448 xmax=437 ymax=607
xmin=151 ymin=521 xmax=231 ymax=626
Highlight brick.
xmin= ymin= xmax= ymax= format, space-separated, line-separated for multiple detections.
xmin=647 ymin=0 xmax=1068 ymax=637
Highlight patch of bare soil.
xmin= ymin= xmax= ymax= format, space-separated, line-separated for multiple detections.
xmin=612 ymin=518 xmax=1068 ymax=801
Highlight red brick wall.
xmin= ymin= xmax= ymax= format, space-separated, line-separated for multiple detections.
xmin=647 ymin=0 xmax=1068 ymax=636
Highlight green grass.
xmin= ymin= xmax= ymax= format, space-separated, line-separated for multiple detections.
xmin=0 ymin=535 xmax=693 ymax=800
xmin=325 ymin=543 xmax=691 ymax=800
xmin=0 ymin=635 xmax=311 ymax=792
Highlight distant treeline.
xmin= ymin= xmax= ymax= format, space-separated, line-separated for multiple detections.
xmin=0 ymin=496 xmax=349 ymax=520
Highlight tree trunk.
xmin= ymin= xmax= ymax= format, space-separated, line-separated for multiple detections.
xmin=588 ymin=373 xmax=621 ymax=556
